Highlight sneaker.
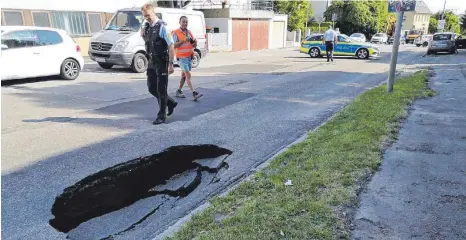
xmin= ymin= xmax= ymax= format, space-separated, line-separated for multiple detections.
xmin=193 ymin=91 xmax=203 ymax=101
xmin=176 ymin=89 xmax=186 ymax=98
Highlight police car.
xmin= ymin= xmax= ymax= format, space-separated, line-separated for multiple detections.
xmin=300 ymin=33 xmax=380 ymax=59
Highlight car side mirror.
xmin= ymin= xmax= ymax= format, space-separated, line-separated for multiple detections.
xmin=1 ymin=44 xmax=8 ymax=50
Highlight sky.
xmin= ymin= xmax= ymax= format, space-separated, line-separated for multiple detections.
xmin=422 ymin=0 xmax=465 ymax=15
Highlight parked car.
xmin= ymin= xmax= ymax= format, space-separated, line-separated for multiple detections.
xmin=414 ymin=34 xmax=433 ymax=47
xmin=300 ymin=33 xmax=380 ymax=59
xmin=371 ymin=33 xmax=389 ymax=44
xmin=350 ymin=33 xmax=366 ymax=43
xmin=387 ymin=35 xmax=406 ymax=45
xmin=1 ymin=26 xmax=84 ymax=81
xmin=456 ymin=35 xmax=466 ymax=49
xmin=88 ymin=7 xmax=208 ymax=73
xmin=427 ymin=32 xmax=458 ymax=55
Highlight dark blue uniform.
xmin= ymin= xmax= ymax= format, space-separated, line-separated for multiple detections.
xmin=143 ymin=20 xmax=177 ymax=123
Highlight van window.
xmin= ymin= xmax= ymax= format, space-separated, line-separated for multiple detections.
xmin=105 ymin=11 xmax=142 ymax=31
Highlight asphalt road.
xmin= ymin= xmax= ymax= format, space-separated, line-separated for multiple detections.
xmin=2 ymin=44 xmax=427 ymax=240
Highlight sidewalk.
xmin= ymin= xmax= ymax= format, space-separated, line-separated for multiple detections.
xmin=352 ymin=54 xmax=466 ymax=239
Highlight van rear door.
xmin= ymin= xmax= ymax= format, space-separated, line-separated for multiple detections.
xmin=185 ymin=13 xmax=207 ymax=57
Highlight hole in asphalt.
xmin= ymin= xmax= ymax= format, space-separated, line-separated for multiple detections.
xmin=49 ymin=144 xmax=232 ymax=233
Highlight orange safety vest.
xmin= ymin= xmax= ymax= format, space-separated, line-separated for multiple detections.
xmin=173 ymin=28 xmax=195 ymax=58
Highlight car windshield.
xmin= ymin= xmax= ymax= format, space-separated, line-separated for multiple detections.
xmin=374 ymin=33 xmax=383 ymax=37
xmin=433 ymin=34 xmax=452 ymax=41
xmin=351 ymin=34 xmax=362 ymax=37
xmin=105 ymin=11 xmax=145 ymax=31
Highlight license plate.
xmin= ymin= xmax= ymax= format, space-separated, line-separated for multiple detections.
xmin=95 ymin=57 xmax=106 ymax=63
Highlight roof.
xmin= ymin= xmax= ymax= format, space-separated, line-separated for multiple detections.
xmin=415 ymin=0 xmax=433 ymax=14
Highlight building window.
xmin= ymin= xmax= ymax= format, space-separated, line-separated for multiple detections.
xmin=32 ymin=12 xmax=51 ymax=27
xmin=51 ymin=11 xmax=89 ymax=36
xmin=3 ymin=11 xmax=24 ymax=26
xmin=87 ymin=13 xmax=102 ymax=34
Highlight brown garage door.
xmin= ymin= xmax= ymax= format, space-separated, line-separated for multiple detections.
xmin=232 ymin=19 xmax=249 ymax=52
xmin=250 ymin=20 xmax=269 ymax=51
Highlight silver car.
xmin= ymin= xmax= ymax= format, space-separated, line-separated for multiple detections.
xmin=350 ymin=33 xmax=366 ymax=43
xmin=427 ymin=32 xmax=457 ymax=55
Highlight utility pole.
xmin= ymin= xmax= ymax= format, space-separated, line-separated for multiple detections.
xmin=387 ymin=10 xmax=404 ymax=93
xmin=441 ymin=0 xmax=447 ymax=32
xmin=441 ymin=0 xmax=447 ymax=19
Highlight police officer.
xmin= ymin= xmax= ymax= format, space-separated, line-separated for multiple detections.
xmin=141 ymin=3 xmax=177 ymax=125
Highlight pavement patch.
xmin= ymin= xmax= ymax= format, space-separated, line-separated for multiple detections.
xmin=49 ymin=144 xmax=232 ymax=233
xmin=93 ymin=88 xmax=255 ymax=122
xmin=193 ymin=64 xmax=288 ymax=74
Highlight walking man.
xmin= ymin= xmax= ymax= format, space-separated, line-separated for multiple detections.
xmin=323 ymin=26 xmax=338 ymax=62
xmin=141 ymin=3 xmax=177 ymax=125
xmin=172 ymin=16 xmax=203 ymax=101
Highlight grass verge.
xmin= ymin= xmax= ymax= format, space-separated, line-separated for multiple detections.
xmin=166 ymin=71 xmax=435 ymax=240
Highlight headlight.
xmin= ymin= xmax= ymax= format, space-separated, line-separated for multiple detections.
xmin=113 ymin=41 xmax=129 ymax=52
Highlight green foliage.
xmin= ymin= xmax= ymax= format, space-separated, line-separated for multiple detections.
xmin=308 ymin=22 xmax=333 ymax=33
xmin=429 ymin=17 xmax=438 ymax=34
xmin=460 ymin=11 xmax=466 ymax=33
xmin=323 ymin=0 xmax=388 ymax=36
xmin=432 ymin=11 xmax=461 ymax=34
xmin=274 ymin=0 xmax=312 ymax=31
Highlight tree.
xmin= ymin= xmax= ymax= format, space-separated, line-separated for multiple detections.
xmin=273 ymin=0 xmax=312 ymax=31
xmin=429 ymin=17 xmax=438 ymax=34
xmin=323 ymin=0 xmax=388 ymax=37
xmin=460 ymin=11 xmax=466 ymax=33
xmin=433 ymin=11 xmax=461 ymax=34
xmin=386 ymin=13 xmax=397 ymax=35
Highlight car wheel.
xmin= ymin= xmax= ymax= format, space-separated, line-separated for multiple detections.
xmin=416 ymin=44 xmax=421 ymax=47
xmin=131 ymin=53 xmax=148 ymax=73
xmin=192 ymin=52 xmax=200 ymax=68
xmin=309 ymin=47 xmax=320 ymax=58
xmin=60 ymin=58 xmax=80 ymax=80
xmin=356 ymin=48 xmax=369 ymax=59
xmin=98 ymin=63 xmax=113 ymax=69
xmin=426 ymin=50 xmax=432 ymax=55
xmin=422 ymin=42 xmax=428 ymax=47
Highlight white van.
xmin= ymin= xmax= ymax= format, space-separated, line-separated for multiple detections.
xmin=88 ymin=7 xmax=208 ymax=73
xmin=414 ymin=34 xmax=433 ymax=47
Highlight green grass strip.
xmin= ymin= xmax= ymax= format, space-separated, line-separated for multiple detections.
xmin=167 ymin=71 xmax=435 ymax=240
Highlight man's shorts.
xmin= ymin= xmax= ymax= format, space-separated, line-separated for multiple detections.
xmin=178 ymin=57 xmax=192 ymax=72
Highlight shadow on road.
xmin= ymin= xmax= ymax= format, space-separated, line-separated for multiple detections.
xmin=1 ymin=76 xmax=67 ymax=86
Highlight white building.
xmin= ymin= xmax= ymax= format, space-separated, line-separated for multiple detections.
xmin=1 ymin=0 xmax=288 ymax=54
xmin=309 ymin=0 xmax=331 ymax=20
xmin=188 ymin=0 xmax=288 ymax=51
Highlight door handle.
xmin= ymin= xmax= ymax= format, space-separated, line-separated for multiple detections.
xmin=33 ymin=52 xmax=40 ymax=55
